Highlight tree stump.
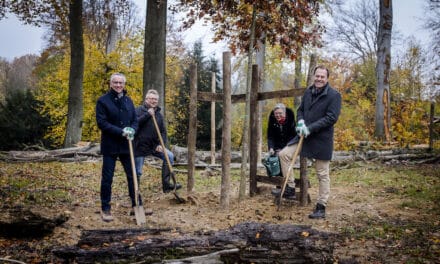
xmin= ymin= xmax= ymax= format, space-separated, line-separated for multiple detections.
xmin=52 ymin=221 xmax=336 ymax=263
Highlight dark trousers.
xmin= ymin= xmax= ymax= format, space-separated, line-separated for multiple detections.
xmin=135 ymin=149 xmax=174 ymax=192
xmin=101 ymin=154 xmax=141 ymax=211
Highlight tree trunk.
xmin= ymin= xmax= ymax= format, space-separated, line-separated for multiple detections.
xmin=221 ymin=52 xmax=232 ymax=209
xmin=294 ymin=47 xmax=303 ymax=108
xmin=210 ymin=71 xmax=216 ymax=165
xmin=239 ymin=7 xmax=256 ymax=201
xmin=64 ymin=0 xmax=84 ymax=148
xmin=249 ymin=65 xmax=259 ymax=196
xmin=187 ymin=64 xmax=197 ymax=192
xmin=143 ymin=0 xmax=167 ymax=114
xmin=306 ymin=53 xmax=317 ymax=86
xmin=429 ymin=102 xmax=434 ymax=152
xmin=375 ymin=0 xmax=393 ymax=141
xmin=299 ymin=53 xmax=317 ymax=206
xmin=105 ymin=14 xmax=118 ymax=54
xmin=256 ymin=32 xmax=266 ymax=171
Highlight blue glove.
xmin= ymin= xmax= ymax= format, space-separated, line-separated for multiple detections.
xmin=122 ymin=127 xmax=135 ymax=140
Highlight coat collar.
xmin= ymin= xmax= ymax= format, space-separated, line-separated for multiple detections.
xmin=312 ymin=83 xmax=329 ymax=96
xmin=307 ymin=83 xmax=330 ymax=106
xmin=110 ymin=89 xmax=127 ymax=98
xmin=141 ymin=103 xmax=162 ymax=113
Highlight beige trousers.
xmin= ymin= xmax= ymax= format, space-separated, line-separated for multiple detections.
xmin=279 ymin=144 xmax=331 ymax=206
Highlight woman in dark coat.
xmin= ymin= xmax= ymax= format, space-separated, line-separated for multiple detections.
xmin=267 ymin=103 xmax=296 ymax=155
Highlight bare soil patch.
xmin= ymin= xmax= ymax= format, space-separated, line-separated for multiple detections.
xmin=0 ymin=161 xmax=439 ymax=263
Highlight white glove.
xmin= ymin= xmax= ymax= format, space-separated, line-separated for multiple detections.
xmin=296 ymin=119 xmax=310 ymax=138
xmin=122 ymin=127 xmax=135 ymax=140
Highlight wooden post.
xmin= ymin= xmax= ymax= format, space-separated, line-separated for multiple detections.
xmin=220 ymin=52 xmax=232 ymax=209
xmin=211 ymin=71 xmax=216 ymax=165
xmin=187 ymin=64 xmax=197 ymax=192
xmin=429 ymin=101 xmax=434 ymax=152
xmin=249 ymin=65 xmax=259 ymax=196
xmin=299 ymin=158 xmax=309 ymax=206
xmin=298 ymin=54 xmax=317 ymax=206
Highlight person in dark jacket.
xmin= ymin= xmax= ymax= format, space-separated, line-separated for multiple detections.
xmin=96 ymin=73 xmax=139 ymax=222
xmin=279 ymin=65 xmax=341 ymax=219
xmin=267 ymin=103 xmax=296 ymax=155
xmin=134 ymin=89 xmax=182 ymax=193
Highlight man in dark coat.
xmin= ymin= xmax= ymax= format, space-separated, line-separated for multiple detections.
xmin=96 ymin=73 xmax=139 ymax=222
xmin=134 ymin=89 xmax=181 ymax=193
xmin=279 ymin=65 xmax=341 ymax=219
xmin=267 ymin=103 xmax=296 ymax=155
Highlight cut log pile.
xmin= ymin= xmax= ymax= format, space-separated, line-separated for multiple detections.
xmin=0 ymin=143 xmax=438 ymax=165
xmin=52 ymin=221 xmax=336 ymax=263
xmin=0 ymin=144 xmax=101 ymax=162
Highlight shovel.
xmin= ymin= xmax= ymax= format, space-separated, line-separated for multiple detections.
xmin=277 ymin=135 xmax=304 ymax=210
xmin=151 ymin=114 xmax=186 ymax=204
xmin=128 ymin=138 xmax=147 ymax=225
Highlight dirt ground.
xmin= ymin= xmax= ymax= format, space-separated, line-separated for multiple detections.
xmin=1 ymin=161 xmax=439 ymax=263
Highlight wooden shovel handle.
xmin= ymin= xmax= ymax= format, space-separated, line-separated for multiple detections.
xmin=128 ymin=138 xmax=140 ymax=206
xmin=278 ymin=135 xmax=304 ymax=210
xmin=151 ymin=113 xmax=174 ymax=174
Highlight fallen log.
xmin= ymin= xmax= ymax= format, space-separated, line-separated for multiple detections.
xmin=0 ymin=206 xmax=68 ymax=238
xmin=1 ymin=143 xmax=438 ymax=165
xmin=0 ymin=144 xmax=101 ymax=162
xmin=52 ymin=222 xmax=335 ymax=263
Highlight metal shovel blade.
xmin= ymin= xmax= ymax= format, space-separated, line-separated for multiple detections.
xmin=170 ymin=172 xmax=186 ymax=204
xmin=133 ymin=205 xmax=146 ymax=225
xmin=173 ymin=192 xmax=186 ymax=204
xmin=128 ymin=139 xmax=147 ymax=226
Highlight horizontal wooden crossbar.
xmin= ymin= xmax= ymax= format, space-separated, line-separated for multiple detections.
xmin=197 ymin=88 xmax=307 ymax=103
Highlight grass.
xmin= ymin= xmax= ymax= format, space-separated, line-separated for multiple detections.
xmin=327 ymin=162 xmax=440 ymax=263
xmin=1 ymin=160 xmax=438 ymax=211
xmin=329 ymin=162 xmax=440 ymax=211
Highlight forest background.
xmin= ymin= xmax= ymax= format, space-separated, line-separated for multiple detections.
xmin=0 ymin=0 xmax=439 ymax=153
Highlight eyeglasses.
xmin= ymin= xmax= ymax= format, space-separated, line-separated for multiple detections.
xmin=112 ymin=81 xmax=125 ymax=84
xmin=146 ymin=97 xmax=158 ymax=101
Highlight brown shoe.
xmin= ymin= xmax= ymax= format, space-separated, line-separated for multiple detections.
xmin=101 ymin=210 xmax=114 ymax=222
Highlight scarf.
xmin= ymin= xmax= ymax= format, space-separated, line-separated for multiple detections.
xmin=277 ymin=116 xmax=286 ymax=125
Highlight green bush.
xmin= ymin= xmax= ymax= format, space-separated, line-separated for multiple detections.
xmin=0 ymin=89 xmax=52 ymax=150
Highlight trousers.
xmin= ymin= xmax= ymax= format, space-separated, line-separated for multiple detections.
xmin=279 ymin=144 xmax=331 ymax=206
xmin=101 ymin=154 xmax=138 ymax=211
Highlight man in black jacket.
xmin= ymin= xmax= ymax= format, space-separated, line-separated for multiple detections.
xmin=279 ymin=65 xmax=341 ymax=219
xmin=96 ymin=73 xmax=138 ymax=222
xmin=134 ymin=89 xmax=182 ymax=193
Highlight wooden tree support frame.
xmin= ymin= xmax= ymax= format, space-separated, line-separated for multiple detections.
xmin=189 ymin=60 xmax=309 ymax=205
